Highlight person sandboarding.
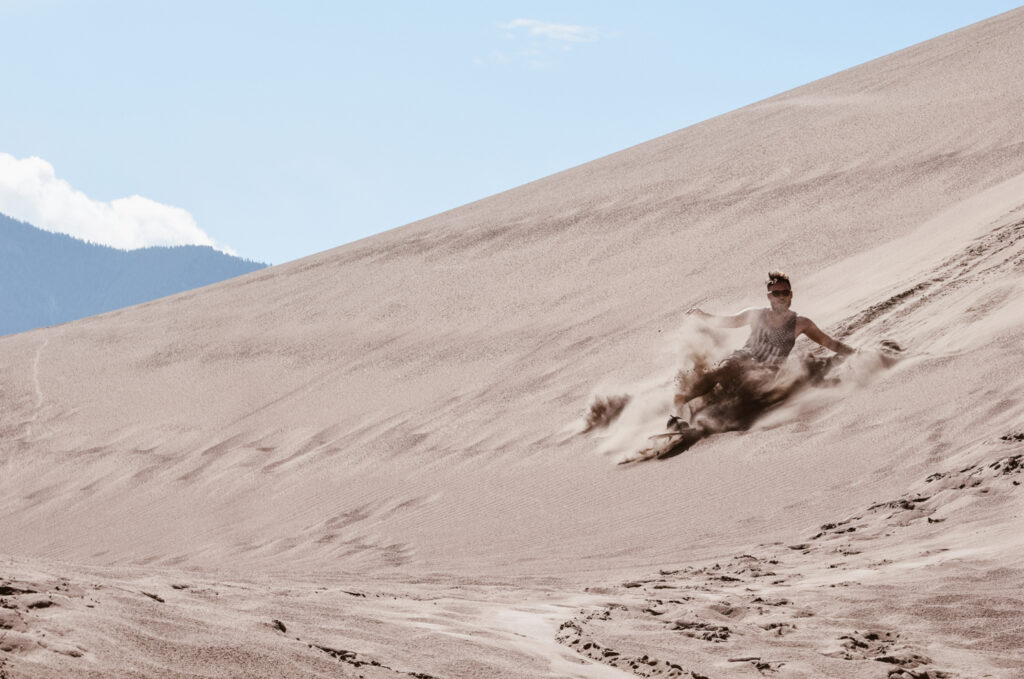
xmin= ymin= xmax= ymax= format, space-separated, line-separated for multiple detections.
xmin=666 ymin=271 xmax=855 ymax=437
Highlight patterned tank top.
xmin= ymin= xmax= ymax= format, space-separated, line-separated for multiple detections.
xmin=738 ymin=309 xmax=797 ymax=367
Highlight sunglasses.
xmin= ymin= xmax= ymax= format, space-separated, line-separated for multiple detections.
xmin=769 ymin=289 xmax=792 ymax=298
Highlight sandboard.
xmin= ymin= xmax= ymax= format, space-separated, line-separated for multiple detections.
xmin=619 ymin=428 xmax=703 ymax=464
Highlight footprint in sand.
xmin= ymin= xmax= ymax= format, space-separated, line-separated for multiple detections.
xmin=823 ymin=629 xmax=943 ymax=674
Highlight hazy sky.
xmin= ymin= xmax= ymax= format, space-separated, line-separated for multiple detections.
xmin=1 ymin=1 xmax=1020 ymax=264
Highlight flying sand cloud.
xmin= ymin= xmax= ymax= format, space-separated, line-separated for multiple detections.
xmin=0 ymin=153 xmax=229 ymax=252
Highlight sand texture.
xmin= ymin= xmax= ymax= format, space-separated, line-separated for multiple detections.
xmin=3 ymin=7 xmax=1024 ymax=678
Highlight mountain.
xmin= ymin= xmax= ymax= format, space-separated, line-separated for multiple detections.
xmin=2 ymin=8 xmax=1024 ymax=678
xmin=0 ymin=212 xmax=266 ymax=336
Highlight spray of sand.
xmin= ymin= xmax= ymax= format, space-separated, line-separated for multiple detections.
xmin=581 ymin=317 xmax=732 ymax=460
xmin=582 ymin=318 xmax=902 ymax=462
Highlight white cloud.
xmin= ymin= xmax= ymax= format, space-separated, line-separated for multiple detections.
xmin=0 ymin=153 xmax=231 ymax=253
xmin=502 ymin=19 xmax=600 ymax=43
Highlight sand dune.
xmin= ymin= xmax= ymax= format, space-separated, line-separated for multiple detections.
xmin=3 ymin=7 xmax=1024 ymax=678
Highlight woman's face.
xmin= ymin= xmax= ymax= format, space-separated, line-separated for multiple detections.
xmin=767 ymin=283 xmax=792 ymax=311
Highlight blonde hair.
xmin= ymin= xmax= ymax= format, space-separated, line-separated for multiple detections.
xmin=766 ymin=270 xmax=791 ymax=289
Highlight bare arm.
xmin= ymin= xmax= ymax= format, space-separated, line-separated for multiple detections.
xmin=686 ymin=307 xmax=759 ymax=329
xmin=797 ymin=317 xmax=855 ymax=355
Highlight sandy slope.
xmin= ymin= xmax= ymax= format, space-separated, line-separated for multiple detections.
xmin=3 ymin=7 xmax=1024 ymax=678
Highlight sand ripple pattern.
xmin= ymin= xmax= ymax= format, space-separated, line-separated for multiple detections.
xmin=554 ymin=435 xmax=1024 ymax=678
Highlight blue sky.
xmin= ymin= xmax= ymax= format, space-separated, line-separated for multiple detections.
xmin=1 ymin=1 xmax=1020 ymax=264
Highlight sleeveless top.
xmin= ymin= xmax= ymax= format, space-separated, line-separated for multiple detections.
xmin=736 ymin=309 xmax=797 ymax=367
